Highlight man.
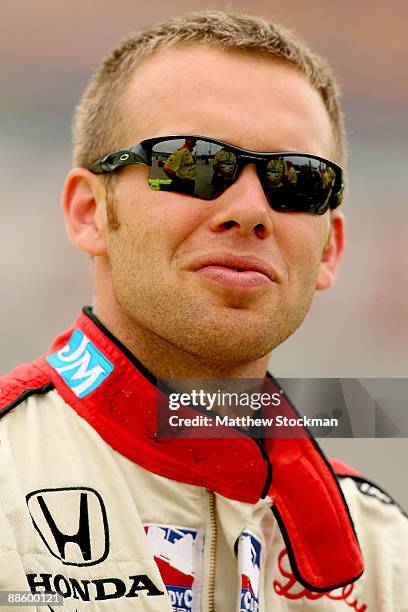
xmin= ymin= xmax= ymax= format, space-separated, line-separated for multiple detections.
xmin=163 ymin=137 xmax=197 ymax=194
xmin=211 ymin=146 xmax=237 ymax=192
xmin=0 ymin=10 xmax=407 ymax=612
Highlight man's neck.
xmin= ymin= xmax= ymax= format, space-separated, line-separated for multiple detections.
xmin=92 ymin=302 xmax=270 ymax=381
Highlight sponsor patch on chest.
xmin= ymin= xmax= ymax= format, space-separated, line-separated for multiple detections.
xmin=144 ymin=524 xmax=204 ymax=612
xmin=238 ymin=531 xmax=261 ymax=612
xmin=26 ymin=486 xmax=109 ymax=567
xmin=273 ymin=548 xmax=368 ymax=610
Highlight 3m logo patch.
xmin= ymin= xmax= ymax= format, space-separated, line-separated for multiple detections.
xmin=47 ymin=329 xmax=113 ymax=397
xmin=238 ymin=531 xmax=261 ymax=612
xmin=144 ymin=524 xmax=204 ymax=612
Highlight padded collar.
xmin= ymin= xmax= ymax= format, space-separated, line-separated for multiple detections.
xmin=39 ymin=307 xmax=364 ymax=592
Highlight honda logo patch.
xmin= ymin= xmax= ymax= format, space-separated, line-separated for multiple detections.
xmin=26 ymin=487 xmax=109 ymax=567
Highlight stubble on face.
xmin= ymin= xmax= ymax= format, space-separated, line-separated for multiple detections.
xmin=104 ymin=186 xmax=329 ymax=373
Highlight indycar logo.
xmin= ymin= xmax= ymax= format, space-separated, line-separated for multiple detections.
xmin=238 ymin=531 xmax=261 ymax=612
xmin=47 ymin=329 xmax=113 ymax=397
xmin=144 ymin=524 xmax=204 ymax=611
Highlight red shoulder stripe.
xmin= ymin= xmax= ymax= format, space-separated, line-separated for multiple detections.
xmin=0 ymin=359 xmax=52 ymax=414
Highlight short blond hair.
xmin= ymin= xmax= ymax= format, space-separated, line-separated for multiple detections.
xmin=73 ymin=10 xmax=346 ymax=170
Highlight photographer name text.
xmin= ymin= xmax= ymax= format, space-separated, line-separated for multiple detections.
xmin=168 ymin=415 xmax=339 ymax=428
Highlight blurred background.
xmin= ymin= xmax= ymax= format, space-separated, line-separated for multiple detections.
xmin=1 ymin=1 xmax=407 ymax=504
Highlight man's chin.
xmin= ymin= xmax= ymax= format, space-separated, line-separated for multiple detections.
xmin=182 ymin=305 xmax=303 ymax=365
xmin=181 ymin=322 xmax=284 ymax=366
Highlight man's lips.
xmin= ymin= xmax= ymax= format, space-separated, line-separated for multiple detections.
xmin=188 ymin=255 xmax=278 ymax=289
xmin=196 ymin=266 xmax=272 ymax=288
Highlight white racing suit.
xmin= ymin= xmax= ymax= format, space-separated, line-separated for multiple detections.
xmin=0 ymin=308 xmax=407 ymax=611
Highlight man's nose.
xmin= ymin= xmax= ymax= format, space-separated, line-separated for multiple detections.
xmin=208 ymin=164 xmax=274 ymax=238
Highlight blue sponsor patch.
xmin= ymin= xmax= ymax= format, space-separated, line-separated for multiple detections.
xmin=47 ymin=329 xmax=113 ymax=398
xmin=239 ymin=531 xmax=261 ymax=612
xmin=144 ymin=524 xmax=203 ymax=612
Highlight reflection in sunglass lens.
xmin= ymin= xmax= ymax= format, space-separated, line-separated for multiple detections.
xmin=148 ymin=139 xmax=338 ymax=214
xmin=260 ymin=156 xmax=336 ymax=213
xmin=149 ymin=139 xmax=239 ymax=199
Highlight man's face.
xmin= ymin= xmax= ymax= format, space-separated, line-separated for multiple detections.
xmin=103 ymin=46 xmax=341 ymax=366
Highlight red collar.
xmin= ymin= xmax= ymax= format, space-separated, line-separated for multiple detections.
xmin=40 ymin=307 xmax=363 ymax=592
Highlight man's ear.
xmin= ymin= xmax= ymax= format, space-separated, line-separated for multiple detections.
xmin=316 ymin=210 xmax=345 ymax=290
xmin=61 ymin=168 xmax=108 ymax=256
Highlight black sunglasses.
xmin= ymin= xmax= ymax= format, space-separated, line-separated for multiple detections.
xmin=89 ymin=135 xmax=344 ymax=215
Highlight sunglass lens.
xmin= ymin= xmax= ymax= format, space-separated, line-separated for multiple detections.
xmin=260 ymin=156 xmax=337 ymax=214
xmin=149 ymin=139 xmax=238 ymax=199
